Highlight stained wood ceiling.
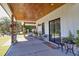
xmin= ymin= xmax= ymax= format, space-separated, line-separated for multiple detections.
xmin=8 ymin=3 xmax=64 ymax=21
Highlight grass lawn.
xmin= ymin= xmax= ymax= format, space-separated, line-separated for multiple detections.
xmin=0 ymin=35 xmax=11 ymax=56
xmin=0 ymin=46 xmax=10 ymax=56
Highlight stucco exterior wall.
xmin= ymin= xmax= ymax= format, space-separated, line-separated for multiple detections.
xmin=36 ymin=3 xmax=79 ymax=40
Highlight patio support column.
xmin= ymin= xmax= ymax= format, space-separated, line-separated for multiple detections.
xmin=23 ymin=22 xmax=26 ymax=37
xmin=11 ymin=15 xmax=17 ymax=44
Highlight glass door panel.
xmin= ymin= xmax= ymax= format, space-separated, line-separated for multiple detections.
xmin=54 ymin=19 xmax=60 ymax=40
xmin=49 ymin=20 xmax=55 ymax=41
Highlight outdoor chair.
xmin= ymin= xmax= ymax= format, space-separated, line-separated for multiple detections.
xmin=62 ymin=38 xmax=75 ymax=55
xmin=65 ymin=43 xmax=75 ymax=55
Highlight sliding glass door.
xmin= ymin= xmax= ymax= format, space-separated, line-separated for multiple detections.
xmin=49 ymin=18 xmax=61 ymax=42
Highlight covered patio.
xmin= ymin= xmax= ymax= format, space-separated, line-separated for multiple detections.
xmin=0 ymin=3 xmax=79 ymax=56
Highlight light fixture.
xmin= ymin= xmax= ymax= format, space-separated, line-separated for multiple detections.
xmin=50 ymin=3 xmax=54 ymax=6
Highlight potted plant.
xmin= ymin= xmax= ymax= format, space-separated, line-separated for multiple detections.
xmin=66 ymin=31 xmax=74 ymax=43
xmin=74 ymin=30 xmax=79 ymax=55
xmin=75 ymin=30 xmax=79 ymax=46
xmin=75 ymin=36 xmax=79 ymax=47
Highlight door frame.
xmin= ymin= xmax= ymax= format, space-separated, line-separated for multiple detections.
xmin=49 ymin=18 xmax=61 ymax=42
xmin=42 ymin=23 xmax=45 ymax=34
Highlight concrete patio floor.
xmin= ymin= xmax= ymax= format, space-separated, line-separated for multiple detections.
xmin=5 ymin=35 xmax=74 ymax=56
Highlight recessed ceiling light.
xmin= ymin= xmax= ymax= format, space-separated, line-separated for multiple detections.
xmin=50 ymin=3 xmax=54 ymax=6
